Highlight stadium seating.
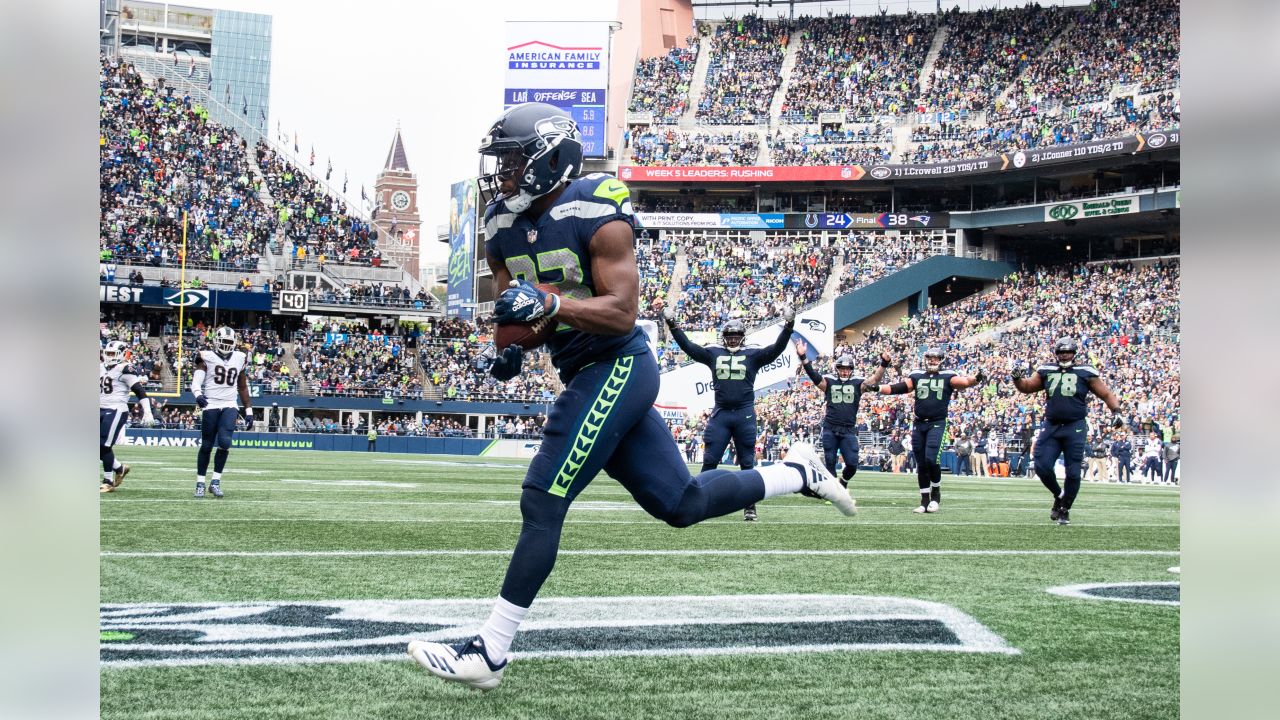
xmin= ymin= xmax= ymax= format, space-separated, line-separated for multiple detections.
xmin=696 ymin=15 xmax=789 ymax=125
xmin=629 ymin=129 xmax=760 ymax=166
xmin=294 ymin=329 xmax=420 ymax=398
xmin=628 ymin=44 xmax=699 ymax=124
xmin=100 ymin=56 xmax=274 ymax=271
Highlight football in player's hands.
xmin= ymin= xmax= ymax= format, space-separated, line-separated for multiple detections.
xmin=495 ymin=283 xmax=561 ymax=350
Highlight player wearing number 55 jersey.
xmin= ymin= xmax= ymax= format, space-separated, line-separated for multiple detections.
xmin=795 ymin=340 xmax=892 ymax=485
xmin=191 ymin=326 xmax=252 ymax=498
xmin=100 ymin=340 xmax=154 ymax=493
xmin=658 ymin=303 xmax=795 ymax=522
xmin=1012 ymin=338 xmax=1125 ymax=525
xmin=878 ymin=348 xmax=985 ymax=513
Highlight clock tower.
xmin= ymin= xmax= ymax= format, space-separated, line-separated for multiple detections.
xmin=372 ymin=125 xmax=422 ymax=279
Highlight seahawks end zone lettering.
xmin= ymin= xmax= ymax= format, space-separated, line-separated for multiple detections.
xmin=1046 ymin=582 xmax=1180 ymax=607
xmin=101 ymin=594 xmax=1017 ymax=668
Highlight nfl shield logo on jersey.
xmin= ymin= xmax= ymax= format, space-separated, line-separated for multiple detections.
xmin=526 ymin=229 xmax=538 ymax=244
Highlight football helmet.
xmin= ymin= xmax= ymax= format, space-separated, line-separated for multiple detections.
xmin=835 ymin=354 xmax=856 ymax=380
xmin=101 ymin=340 xmax=127 ymax=365
xmin=721 ymin=319 xmax=746 ymax=351
xmin=478 ymin=102 xmax=583 ymax=213
xmin=1053 ymin=337 xmax=1078 ymax=368
xmin=924 ymin=347 xmax=944 ymax=373
xmin=213 ymin=326 xmax=237 ymax=355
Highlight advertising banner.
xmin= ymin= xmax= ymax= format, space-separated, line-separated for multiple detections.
xmin=1043 ymin=194 xmax=1141 ymax=222
xmin=446 ymin=179 xmax=478 ymax=320
xmin=656 ymin=302 xmax=835 ymax=417
xmin=505 ymin=21 xmax=610 ymax=158
xmin=98 ymin=283 xmax=271 ymax=311
xmin=618 ymin=129 xmax=1179 ymax=184
xmin=633 ymin=212 xmax=947 ymax=230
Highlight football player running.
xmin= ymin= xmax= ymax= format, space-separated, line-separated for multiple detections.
xmin=656 ymin=301 xmax=796 ymax=521
xmin=191 ymin=326 xmax=252 ymax=498
xmin=795 ymin=340 xmax=892 ymax=486
xmin=1011 ymin=338 xmax=1125 ymax=525
xmin=407 ymin=102 xmax=856 ymax=691
xmin=878 ymin=347 xmax=985 ymax=513
xmin=99 ymin=340 xmax=153 ymax=492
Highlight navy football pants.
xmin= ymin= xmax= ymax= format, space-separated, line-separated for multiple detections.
xmin=821 ymin=426 xmax=859 ymax=481
xmin=500 ymin=351 xmax=766 ymax=607
xmin=1034 ymin=419 xmax=1087 ymax=508
xmin=701 ymin=406 xmax=757 ymax=472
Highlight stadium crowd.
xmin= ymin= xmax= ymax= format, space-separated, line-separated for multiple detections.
xmin=629 ymin=129 xmax=761 ymax=166
xmin=675 ymin=233 xmax=832 ymax=331
xmin=627 ymin=43 xmax=699 ymax=124
xmin=779 ymin=12 xmax=936 ymax=123
xmin=769 ymin=126 xmax=893 ymax=166
xmin=417 ymin=318 xmax=560 ymax=403
xmin=255 ymin=142 xmax=384 ymax=266
xmin=697 ymin=15 xmax=788 ymax=124
xmin=100 ymin=56 xmax=273 ymax=270
xmin=915 ymin=4 xmax=1068 ymax=115
xmin=834 ymin=231 xmax=952 ymax=295
xmin=294 ymin=329 xmax=419 ymax=398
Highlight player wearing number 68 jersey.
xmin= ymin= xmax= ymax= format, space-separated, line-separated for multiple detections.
xmin=191 ymin=326 xmax=252 ymax=498
xmin=795 ymin=340 xmax=892 ymax=485
xmin=658 ymin=300 xmax=795 ymax=521
xmin=878 ymin=348 xmax=985 ymax=513
xmin=1012 ymin=338 xmax=1125 ymax=525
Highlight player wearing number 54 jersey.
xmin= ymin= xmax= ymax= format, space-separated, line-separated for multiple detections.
xmin=878 ymin=348 xmax=985 ymax=513
xmin=657 ymin=302 xmax=795 ymax=522
xmin=191 ymin=326 xmax=252 ymax=498
xmin=1013 ymin=338 xmax=1125 ymax=525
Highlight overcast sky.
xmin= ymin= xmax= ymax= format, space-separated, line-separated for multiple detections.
xmin=181 ymin=0 xmax=1089 ymax=268
xmin=181 ymin=0 xmax=617 ymax=268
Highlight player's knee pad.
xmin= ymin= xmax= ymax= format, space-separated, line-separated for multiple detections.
xmin=662 ymin=484 xmax=709 ymax=529
xmin=518 ymin=488 xmax=569 ymax=534
xmin=216 ymin=430 xmax=234 ymax=451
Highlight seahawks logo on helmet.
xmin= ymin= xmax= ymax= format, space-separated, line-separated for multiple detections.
xmin=478 ymin=103 xmax=584 ymax=213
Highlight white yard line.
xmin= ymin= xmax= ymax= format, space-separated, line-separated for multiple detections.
xmin=102 ymin=548 xmax=1180 ymax=559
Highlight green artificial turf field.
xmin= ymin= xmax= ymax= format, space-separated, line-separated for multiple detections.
xmin=100 ymin=447 xmax=1179 ymax=720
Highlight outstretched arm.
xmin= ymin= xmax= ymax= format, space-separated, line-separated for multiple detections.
xmin=794 ymin=339 xmax=827 ymax=392
xmin=1011 ymin=362 xmax=1044 ymax=393
xmin=879 ymin=376 xmax=915 ymax=395
xmin=1087 ymin=376 xmax=1127 ymax=428
xmin=949 ymin=368 xmax=986 ymax=390
xmin=861 ymin=351 xmax=893 ymax=391
xmin=757 ymin=312 xmax=797 ymax=365
xmin=663 ymin=311 xmax=715 ymax=366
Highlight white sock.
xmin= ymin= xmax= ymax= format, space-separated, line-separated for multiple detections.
xmin=477 ymin=596 xmax=528 ymax=661
xmin=112 ymin=460 xmax=123 ymax=471
xmin=197 ymin=475 xmax=206 ymax=484
xmin=757 ymin=462 xmax=804 ymax=498
xmin=103 ymin=472 xmax=113 ymax=483
xmin=212 ymin=472 xmax=221 ymax=482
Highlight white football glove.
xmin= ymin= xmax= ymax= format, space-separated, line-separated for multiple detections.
xmin=662 ymin=305 xmax=675 ymax=322
xmin=781 ymin=304 xmax=795 ymax=323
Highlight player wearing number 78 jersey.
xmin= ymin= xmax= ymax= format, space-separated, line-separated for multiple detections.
xmin=191 ymin=326 xmax=252 ymax=498
xmin=1012 ymin=337 xmax=1126 ymax=525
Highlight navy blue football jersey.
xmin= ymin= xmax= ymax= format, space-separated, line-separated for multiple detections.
xmin=669 ymin=324 xmax=792 ymax=410
xmin=908 ymin=370 xmax=957 ymax=422
xmin=823 ymin=375 xmax=866 ymax=428
xmin=484 ymin=173 xmax=649 ymax=377
xmin=1035 ymin=364 xmax=1099 ymax=423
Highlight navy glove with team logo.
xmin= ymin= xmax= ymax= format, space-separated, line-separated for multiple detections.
xmin=239 ymin=407 xmax=254 ymax=425
xmin=489 ymin=345 xmax=524 ymax=381
xmin=195 ymin=394 xmax=209 ymax=409
xmin=494 ymin=280 xmax=558 ymax=324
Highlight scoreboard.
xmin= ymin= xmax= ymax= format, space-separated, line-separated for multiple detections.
xmin=504 ymin=22 xmax=610 ymax=158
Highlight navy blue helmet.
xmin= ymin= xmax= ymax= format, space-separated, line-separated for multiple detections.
xmin=1053 ymin=337 xmax=1078 ymax=367
xmin=478 ymin=103 xmax=583 ymax=213
xmin=721 ymin=319 xmax=746 ymax=350
xmin=835 ymin=354 xmax=856 ymax=379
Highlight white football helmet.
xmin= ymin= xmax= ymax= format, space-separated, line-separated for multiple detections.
xmin=101 ymin=340 xmax=127 ymax=365
xmin=214 ymin=326 xmax=237 ymax=355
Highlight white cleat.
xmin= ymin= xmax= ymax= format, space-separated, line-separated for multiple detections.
xmin=783 ymin=442 xmax=857 ymax=516
xmin=408 ymin=635 xmax=507 ymax=691
xmin=912 ymin=505 xmax=927 ymax=514
xmin=926 ymin=501 xmax=939 ymax=513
